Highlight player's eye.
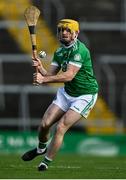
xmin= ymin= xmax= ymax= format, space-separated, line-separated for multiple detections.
xmin=58 ymin=27 xmax=71 ymax=33
xmin=65 ymin=28 xmax=71 ymax=33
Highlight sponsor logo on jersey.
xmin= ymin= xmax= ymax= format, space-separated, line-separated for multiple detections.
xmin=62 ymin=61 xmax=67 ymax=72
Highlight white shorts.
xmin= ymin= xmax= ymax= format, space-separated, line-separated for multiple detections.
xmin=52 ymin=87 xmax=98 ymax=119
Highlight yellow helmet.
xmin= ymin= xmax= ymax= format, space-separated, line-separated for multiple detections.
xmin=57 ymin=19 xmax=79 ymax=33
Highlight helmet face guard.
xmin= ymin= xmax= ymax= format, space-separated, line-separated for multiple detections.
xmin=57 ymin=19 xmax=80 ymax=45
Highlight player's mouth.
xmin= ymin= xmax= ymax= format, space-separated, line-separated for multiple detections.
xmin=62 ymin=35 xmax=68 ymax=38
xmin=62 ymin=36 xmax=69 ymax=41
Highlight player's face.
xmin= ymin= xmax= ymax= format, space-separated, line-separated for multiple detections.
xmin=57 ymin=27 xmax=77 ymax=45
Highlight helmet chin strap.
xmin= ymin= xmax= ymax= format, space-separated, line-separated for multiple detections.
xmin=72 ymin=31 xmax=78 ymax=40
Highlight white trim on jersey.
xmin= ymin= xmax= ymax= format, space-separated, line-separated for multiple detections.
xmin=69 ymin=61 xmax=82 ymax=68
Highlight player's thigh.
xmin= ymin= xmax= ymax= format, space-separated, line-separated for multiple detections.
xmin=41 ymin=103 xmax=65 ymax=128
xmin=56 ymin=109 xmax=82 ymax=132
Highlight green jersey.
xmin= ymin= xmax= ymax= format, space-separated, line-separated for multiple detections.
xmin=52 ymin=39 xmax=98 ymax=97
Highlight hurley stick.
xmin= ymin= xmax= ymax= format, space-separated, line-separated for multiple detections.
xmin=24 ymin=6 xmax=40 ymax=84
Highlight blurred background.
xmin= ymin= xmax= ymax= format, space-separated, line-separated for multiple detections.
xmin=0 ymin=0 xmax=126 ymax=156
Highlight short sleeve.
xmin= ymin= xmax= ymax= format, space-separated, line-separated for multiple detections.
xmin=51 ymin=52 xmax=60 ymax=67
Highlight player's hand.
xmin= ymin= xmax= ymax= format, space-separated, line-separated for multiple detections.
xmin=32 ymin=56 xmax=47 ymax=76
xmin=32 ymin=57 xmax=43 ymax=73
xmin=33 ymin=72 xmax=44 ymax=84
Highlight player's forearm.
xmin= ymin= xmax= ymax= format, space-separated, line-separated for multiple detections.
xmin=39 ymin=64 xmax=58 ymax=76
xmin=39 ymin=68 xmax=56 ymax=77
xmin=42 ymin=72 xmax=73 ymax=83
xmin=39 ymin=66 xmax=47 ymax=76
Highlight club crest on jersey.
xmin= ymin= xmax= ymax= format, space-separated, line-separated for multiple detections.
xmin=74 ymin=54 xmax=81 ymax=61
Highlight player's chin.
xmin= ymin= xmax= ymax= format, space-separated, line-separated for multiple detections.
xmin=60 ymin=38 xmax=71 ymax=45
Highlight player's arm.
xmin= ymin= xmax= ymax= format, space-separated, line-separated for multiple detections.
xmin=34 ymin=64 xmax=80 ymax=84
xmin=47 ymin=64 xmax=60 ymax=76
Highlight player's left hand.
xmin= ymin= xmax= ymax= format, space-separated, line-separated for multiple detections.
xmin=33 ymin=72 xmax=45 ymax=84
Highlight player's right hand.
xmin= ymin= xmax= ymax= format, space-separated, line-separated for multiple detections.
xmin=33 ymin=72 xmax=45 ymax=84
